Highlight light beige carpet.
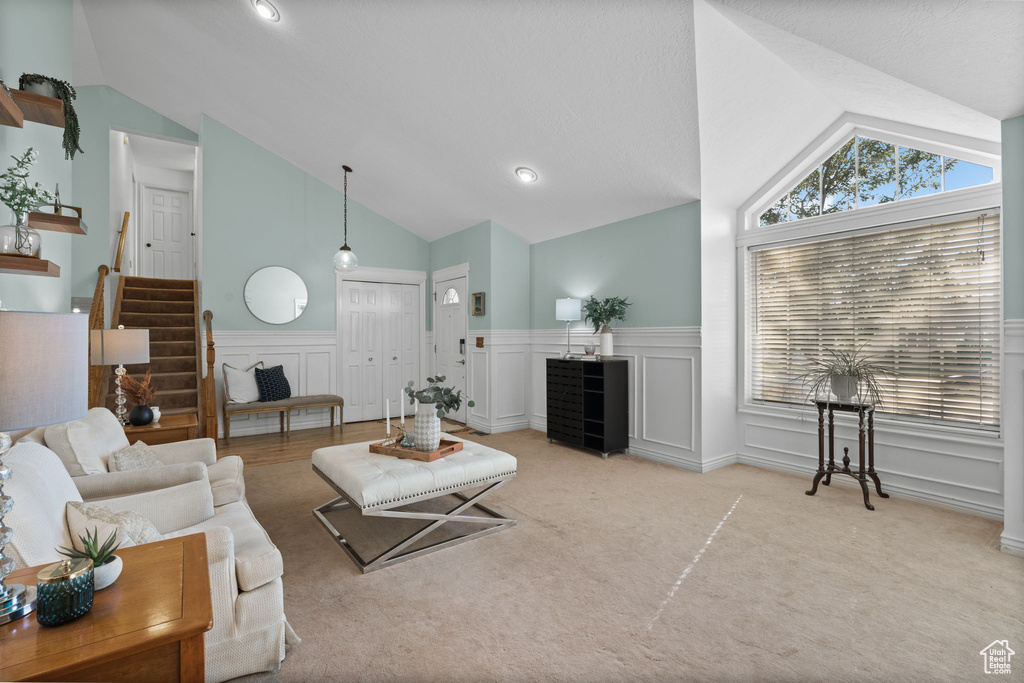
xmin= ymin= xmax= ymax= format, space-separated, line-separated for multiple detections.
xmin=243 ymin=429 xmax=1023 ymax=682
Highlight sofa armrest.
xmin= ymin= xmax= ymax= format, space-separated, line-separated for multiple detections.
xmin=75 ymin=462 xmax=209 ymax=501
xmin=150 ymin=438 xmax=218 ymax=467
xmin=161 ymin=527 xmax=238 ymax=642
xmin=96 ymin=477 xmax=215 ymax=534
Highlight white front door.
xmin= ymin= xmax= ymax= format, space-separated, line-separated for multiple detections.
xmin=141 ymin=186 xmax=192 ymax=279
xmin=340 ymin=280 xmax=421 ymax=423
xmin=433 ymin=276 xmax=468 ymax=423
xmin=341 ymin=281 xmax=383 ymax=422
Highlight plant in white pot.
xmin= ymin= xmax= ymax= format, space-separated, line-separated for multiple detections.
xmin=404 ymin=376 xmax=475 ymax=452
xmin=583 ymin=296 xmax=631 ymax=357
xmin=793 ymin=345 xmax=897 ymax=406
xmin=58 ymin=527 xmax=123 ymax=591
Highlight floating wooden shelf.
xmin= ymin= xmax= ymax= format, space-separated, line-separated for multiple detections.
xmin=7 ymin=89 xmax=64 ymax=128
xmin=0 ymin=90 xmax=24 ymax=127
xmin=0 ymin=254 xmax=60 ymax=277
xmin=28 ymin=210 xmax=86 ymax=235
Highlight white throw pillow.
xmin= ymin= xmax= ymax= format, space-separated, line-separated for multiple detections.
xmin=65 ymin=501 xmax=161 ymax=552
xmin=108 ymin=441 xmax=163 ymax=472
xmin=44 ymin=408 xmax=130 ymax=476
xmin=223 ymin=360 xmax=263 ymax=404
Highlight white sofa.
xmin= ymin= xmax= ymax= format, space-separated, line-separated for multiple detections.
xmin=19 ymin=408 xmax=244 ymax=508
xmin=4 ymin=440 xmax=297 ymax=682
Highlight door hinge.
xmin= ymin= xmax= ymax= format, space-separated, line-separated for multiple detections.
xmin=433 ymin=292 xmax=436 ymax=301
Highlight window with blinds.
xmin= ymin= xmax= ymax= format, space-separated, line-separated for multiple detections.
xmin=749 ymin=212 xmax=1001 ymax=428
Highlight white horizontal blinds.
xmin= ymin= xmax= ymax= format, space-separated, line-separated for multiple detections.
xmin=750 ymin=212 xmax=1001 ymax=427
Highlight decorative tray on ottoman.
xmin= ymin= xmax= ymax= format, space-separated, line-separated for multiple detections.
xmin=368 ymin=439 xmax=464 ymax=462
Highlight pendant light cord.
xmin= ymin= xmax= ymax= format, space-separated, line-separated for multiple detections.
xmin=343 ymin=167 xmax=349 ymax=248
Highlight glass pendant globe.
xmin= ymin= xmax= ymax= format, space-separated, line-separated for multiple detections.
xmin=333 ymin=247 xmax=359 ymax=271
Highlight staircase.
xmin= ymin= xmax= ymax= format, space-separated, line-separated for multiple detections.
xmin=104 ymin=276 xmax=204 ymax=420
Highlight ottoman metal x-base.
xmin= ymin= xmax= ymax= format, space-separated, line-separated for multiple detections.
xmin=311 ymin=439 xmax=517 ymax=573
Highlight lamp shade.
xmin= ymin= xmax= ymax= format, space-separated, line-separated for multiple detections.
xmin=0 ymin=312 xmax=88 ymax=431
xmin=90 ymin=328 xmax=150 ymax=366
xmin=555 ymin=298 xmax=582 ymax=322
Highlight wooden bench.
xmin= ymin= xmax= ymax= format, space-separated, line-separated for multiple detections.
xmin=223 ymin=394 xmax=344 ymax=438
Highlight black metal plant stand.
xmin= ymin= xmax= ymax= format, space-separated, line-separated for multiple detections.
xmin=805 ymin=400 xmax=888 ymax=510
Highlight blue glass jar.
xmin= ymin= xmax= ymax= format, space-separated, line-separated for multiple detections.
xmin=36 ymin=558 xmax=94 ymax=627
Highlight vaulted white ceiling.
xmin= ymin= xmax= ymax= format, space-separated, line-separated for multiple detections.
xmin=72 ymin=0 xmax=1023 ymax=243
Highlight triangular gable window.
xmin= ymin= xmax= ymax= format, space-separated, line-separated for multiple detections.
xmin=759 ymin=136 xmax=993 ymax=226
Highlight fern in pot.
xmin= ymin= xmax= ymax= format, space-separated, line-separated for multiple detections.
xmin=583 ymin=296 xmax=631 ymax=357
xmin=405 ymin=376 xmax=474 ymax=452
xmin=793 ymin=345 xmax=897 ymax=406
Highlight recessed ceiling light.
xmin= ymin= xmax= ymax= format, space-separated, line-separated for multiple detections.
xmin=515 ymin=167 xmax=538 ymax=183
xmin=252 ymin=0 xmax=280 ymax=22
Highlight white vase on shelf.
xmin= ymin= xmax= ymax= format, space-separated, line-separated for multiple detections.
xmin=599 ymin=325 xmax=614 ymax=357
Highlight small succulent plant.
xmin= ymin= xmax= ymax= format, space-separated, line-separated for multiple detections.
xmin=58 ymin=527 xmax=121 ymax=567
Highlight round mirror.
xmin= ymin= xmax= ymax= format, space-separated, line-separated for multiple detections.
xmin=244 ymin=266 xmax=308 ymax=324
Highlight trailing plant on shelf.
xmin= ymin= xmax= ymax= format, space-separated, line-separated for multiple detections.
xmin=58 ymin=527 xmax=122 ymax=568
xmin=792 ymin=344 xmax=898 ymax=406
xmin=19 ymin=73 xmax=83 ymax=160
xmin=405 ymin=375 xmax=474 ymax=418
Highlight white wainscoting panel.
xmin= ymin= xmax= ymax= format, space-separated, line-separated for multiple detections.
xmin=1001 ymin=320 xmax=1024 ymax=554
xmin=529 ymin=327 xmax=701 ymax=470
xmin=737 ymin=405 xmax=1004 ymax=519
xmin=213 ymin=331 xmax=339 ymax=438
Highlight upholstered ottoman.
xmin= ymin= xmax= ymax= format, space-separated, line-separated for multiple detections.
xmin=311 ymin=437 xmax=517 ymax=572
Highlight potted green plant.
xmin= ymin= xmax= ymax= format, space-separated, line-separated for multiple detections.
xmin=405 ymin=375 xmax=475 ymax=452
xmin=0 ymin=148 xmax=53 ymax=257
xmin=793 ymin=344 xmax=897 ymax=406
xmin=583 ymin=296 xmax=631 ymax=357
xmin=58 ymin=527 xmax=123 ymax=590
xmin=19 ymin=73 xmax=83 ymax=160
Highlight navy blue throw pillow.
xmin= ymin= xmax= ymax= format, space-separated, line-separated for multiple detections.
xmin=254 ymin=365 xmax=291 ymax=402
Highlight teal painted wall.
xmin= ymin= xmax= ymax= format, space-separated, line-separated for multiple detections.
xmin=529 ymin=202 xmax=701 ymax=330
xmin=489 ymin=221 xmax=530 ymax=329
xmin=200 ymin=116 xmax=429 ymax=331
xmin=71 ymin=86 xmax=197 ymax=298
xmin=1003 ymin=116 xmax=1024 ymax=320
xmin=428 ymin=221 xmax=491 ymax=331
xmin=0 ymin=0 xmax=73 ymax=312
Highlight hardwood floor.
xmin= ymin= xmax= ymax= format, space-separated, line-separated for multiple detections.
xmin=217 ymin=418 xmax=475 ymax=467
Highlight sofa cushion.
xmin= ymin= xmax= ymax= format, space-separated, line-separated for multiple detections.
xmin=108 ymin=441 xmax=163 ymax=472
xmin=45 ymin=407 xmax=129 ymax=476
xmin=223 ymin=360 xmax=263 ymax=404
xmin=183 ymin=501 xmax=283 ymax=591
xmin=66 ymin=501 xmax=161 ymax=549
xmin=254 ymin=365 xmax=291 ymax=402
xmin=2 ymin=442 xmax=80 ymax=569
xmin=208 ymin=455 xmax=246 ymax=507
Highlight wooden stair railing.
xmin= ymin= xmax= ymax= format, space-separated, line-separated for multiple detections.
xmin=113 ymin=211 xmax=129 ymax=273
xmin=202 ymin=310 xmax=217 ymax=439
xmin=87 ymin=264 xmax=110 ymax=408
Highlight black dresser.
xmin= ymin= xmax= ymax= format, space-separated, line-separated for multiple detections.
xmin=546 ymin=358 xmax=628 ymax=458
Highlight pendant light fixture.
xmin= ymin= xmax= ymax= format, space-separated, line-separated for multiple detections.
xmin=333 ymin=165 xmax=359 ymax=272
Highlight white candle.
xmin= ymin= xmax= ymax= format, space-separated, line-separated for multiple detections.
xmin=386 ymin=399 xmax=391 ymax=436
xmin=400 ymin=392 xmax=405 ymax=427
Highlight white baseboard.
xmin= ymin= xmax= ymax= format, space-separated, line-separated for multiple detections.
xmin=999 ymin=532 xmax=1024 ymax=558
xmin=737 ymin=451 xmax=1003 ymax=520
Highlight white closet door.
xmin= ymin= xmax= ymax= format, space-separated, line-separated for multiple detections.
xmin=400 ymin=284 xmax=420 ymax=418
xmin=341 ymin=281 xmax=383 ymax=422
xmin=383 ymin=284 xmax=405 ymax=417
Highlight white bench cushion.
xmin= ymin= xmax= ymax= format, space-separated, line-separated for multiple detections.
xmin=311 ymin=437 xmax=517 ymax=509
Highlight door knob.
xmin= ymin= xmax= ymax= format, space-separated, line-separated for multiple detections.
xmin=393 ymin=356 xmax=397 ymax=360
xmin=457 ymin=360 xmax=465 ymax=365
xmin=368 ymin=357 xmax=373 ymax=361
xmin=146 ymin=243 xmax=152 ymax=247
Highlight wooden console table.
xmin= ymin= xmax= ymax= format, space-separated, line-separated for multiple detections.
xmin=0 ymin=534 xmax=212 ymax=682
xmin=124 ymin=412 xmax=198 ymax=446
xmin=805 ymin=400 xmax=888 ymax=510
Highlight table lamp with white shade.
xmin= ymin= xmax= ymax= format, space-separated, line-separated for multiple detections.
xmin=0 ymin=311 xmax=88 ymax=625
xmin=91 ymin=325 xmax=149 ymax=426
xmin=555 ymin=298 xmax=581 ymax=358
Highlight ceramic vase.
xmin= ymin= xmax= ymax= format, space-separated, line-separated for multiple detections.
xmin=93 ymin=555 xmax=122 ymax=591
xmin=414 ymin=402 xmax=442 ymax=452
xmin=830 ymin=375 xmax=858 ymax=403
xmin=150 ymin=406 xmax=161 ymax=423
xmin=128 ymin=405 xmax=154 ymax=426
xmin=599 ymin=325 xmax=614 ymax=357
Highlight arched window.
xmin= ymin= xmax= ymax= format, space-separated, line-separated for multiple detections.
xmin=758 ymin=136 xmax=994 ymax=226
xmin=441 ymin=287 xmax=460 ymax=305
